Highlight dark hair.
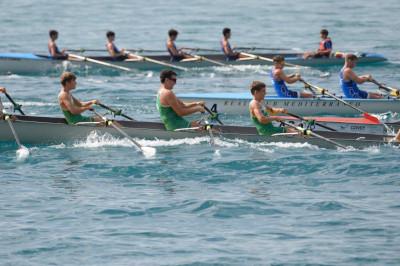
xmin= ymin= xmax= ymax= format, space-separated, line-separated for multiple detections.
xmin=320 ymin=29 xmax=329 ymax=36
xmin=60 ymin=72 xmax=77 ymax=86
xmin=106 ymin=31 xmax=115 ymax=38
xmin=168 ymin=29 xmax=178 ymax=37
xmin=49 ymin=30 xmax=58 ymax=37
xmin=345 ymin=53 xmax=358 ymax=62
xmin=273 ymin=55 xmax=285 ymax=64
xmin=160 ymin=70 xmax=177 ymax=83
xmin=222 ymin=28 xmax=231 ymax=36
xmin=250 ymin=81 xmax=266 ymax=95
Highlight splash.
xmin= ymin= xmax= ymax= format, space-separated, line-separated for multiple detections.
xmin=16 ymin=146 xmax=30 ymax=162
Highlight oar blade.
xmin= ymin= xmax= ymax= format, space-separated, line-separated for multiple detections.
xmin=363 ymin=113 xmax=380 ymax=124
xmin=141 ymin=146 xmax=156 ymax=158
xmin=16 ymin=145 xmax=30 ymax=162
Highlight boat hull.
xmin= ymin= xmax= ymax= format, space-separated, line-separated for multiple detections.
xmin=0 ymin=115 xmax=396 ymax=149
xmin=0 ymin=52 xmax=387 ymax=75
xmin=178 ymin=93 xmax=400 ymax=116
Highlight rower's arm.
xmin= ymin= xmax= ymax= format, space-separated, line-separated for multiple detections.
xmin=252 ymin=104 xmax=274 ymax=124
xmin=345 ymin=69 xmax=370 ymax=84
xmin=61 ymin=95 xmax=92 ymax=115
xmin=278 ymin=70 xmax=300 ymax=84
xmin=167 ymin=41 xmax=180 ymax=56
xmin=167 ymin=93 xmax=202 ymax=116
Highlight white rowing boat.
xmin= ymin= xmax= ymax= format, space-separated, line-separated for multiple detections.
xmin=177 ymin=93 xmax=400 ymax=116
xmin=0 ymin=52 xmax=387 ymax=75
xmin=0 ymin=115 xmax=398 ymax=149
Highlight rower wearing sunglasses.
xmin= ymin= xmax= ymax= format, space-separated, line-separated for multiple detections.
xmin=157 ymin=70 xmax=205 ymax=131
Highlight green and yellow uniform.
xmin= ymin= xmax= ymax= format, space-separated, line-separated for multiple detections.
xmin=156 ymin=94 xmax=191 ymax=131
xmin=251 ymin=109 xmax=285 ymax=136
xmin=62 ymin=109 xmax=93 ymax=125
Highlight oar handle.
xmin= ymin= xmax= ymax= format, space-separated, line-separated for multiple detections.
xmin=204 ymin=106 xmax=224 ymax=125
xmin=370 ymin=79 xmax=400 ymax=96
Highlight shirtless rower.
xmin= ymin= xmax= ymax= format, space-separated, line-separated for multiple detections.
xmin=303 ymin=29 xmax=333 ymax=59
xmin=220 ymin=28 xmax=249 ymax=61
xmin=340 ymin=54 xmax=383 ymax=99
xmin=166 ymin=29 xmax=193 ymax=62
xmin=157 ymin=70 xmax=205 ymax=131
xmin=48 ymin=30 xmax=68 ymax=59
xmin=58 ymin=72 xmax=101 ymax=125
xmin=249 ymin=81 xmax=296 ymax=135
xmin=271 ymin=55 xmax=313 ymax=98
xmin=106 ymin=31 xmax=141 ymax=60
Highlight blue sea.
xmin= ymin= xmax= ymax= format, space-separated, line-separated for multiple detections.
xmin=1 ymin=0 xmax=400 ymax=265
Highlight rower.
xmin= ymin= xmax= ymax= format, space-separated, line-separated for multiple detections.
xmin=48 ymin=30 xmax=68 ymax=59
xmin=303 ymin=29 xmax=332 ymax=59
xmin=106 ymin=31 xmax=141 ymax=60
xmin=157 ymin=70 xmax=205 ymax=131
xmin=58 ymin=72 xmax=101 ymax=125
xmin=166 ymin=29 xmax=192 ymax=62
xmin=220 ymin=28 xmax=249 ymax=61
xmin=340 ymin=54 xmax=383 ymax=99
xmin=249 ymin=81 xmax=295 ymax=136
xmin=271 ymin=55 xmax=313 ymax=98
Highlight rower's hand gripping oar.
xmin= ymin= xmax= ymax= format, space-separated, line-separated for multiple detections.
xmin=300 ymin=79 xmax=381 ymax=124
xmin=369 ymin=79 xmax=400 ymax=97
xmin=280 ymin=120 xmax=348 ymax=149
xmin=96 ymin=102 xmax=136 ymax=121
xmin=91 ymin=109 xmax=156 ymax=158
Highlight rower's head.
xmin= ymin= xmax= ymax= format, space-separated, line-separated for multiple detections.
xmin=223 ymin=28 xmax=231 ymax=39
xmin=345 ymin=53 xmax=358 ymax=68
xmin=250 ymin=81 xmax=266 ymax=100
xmin=168 ymin=29 xmax=178 ymax=41
xmin=160 ymin=70 xmax=177 ymax=90
xmin=320 ymin=29 xmax=329 ymax=40
xmin=273 ymin=55 xmax=285 ymax=69
xmin=106 ymin=31 xmax=116 ymax=42
xmin=49 ymin=30 xmax=58 ymax=40
xmin=60 ymin=72 xmax=77 ymax=91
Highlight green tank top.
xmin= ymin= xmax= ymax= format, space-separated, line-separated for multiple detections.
xmin=251 ymin=109 xmax=285 ymax=136
xmin=62 ymin=109 xmax=93 ymax=125
xmin=156 ymin=94 xmax=191 ymax=131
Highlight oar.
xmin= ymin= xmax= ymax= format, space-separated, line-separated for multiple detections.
xmin=4 ymin=114 xmax=30 ymax=160
xmin=3 ymin=91 xmax=25 ymax=115
xmin=300 ymin=79 xmax=381 ymax=124
xmin=236 ymin=46 xmax=298 ymax=51
xmin=280 ymin=120 xmax=348 ymax=149
xmin=285 ymin=112 xmax=337 ymax=132
xmin=192 ymin=55 xmax=227 ymax=67
xmin=91 ymin=109 xmax=156 ymax=158
xmin=96 ymin=102 xmax=136 ymax=121
xmin=204 ymin=106 xmax=224 ymax=125
xmin=125 ymin=51 xmax=188 ymax=71
xmin=370 ymin=79 xmax=400 ymax=97
xmin=68 ymin=53 xmax=134 ymax=72
xmin=239 ymin=52 xmax=299 ymax=68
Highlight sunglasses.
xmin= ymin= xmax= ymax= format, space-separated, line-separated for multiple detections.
xmin=169 ymin=78 xmax=177 ymax=83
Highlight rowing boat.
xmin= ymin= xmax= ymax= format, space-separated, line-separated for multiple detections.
xmin=0 ymin=115 xmax=397 ymax=149
xmin=178 ymin=93 xmax=400 ymax=116
xmin=0 ymin=52 xmax=387 ymax=75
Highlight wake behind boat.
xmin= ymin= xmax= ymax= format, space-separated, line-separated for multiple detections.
xmin=0 ymin=51 xmax=387 ymax=75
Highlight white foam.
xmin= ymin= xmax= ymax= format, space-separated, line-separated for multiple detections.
xmin=16 ymin=146 xmax=30 ymax=162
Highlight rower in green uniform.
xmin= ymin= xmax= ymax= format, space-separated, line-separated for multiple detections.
xmin=157 ymin=70 xmax=205 ymax=131
xmin=249 ymin=81 xmax=295 ymax=136
xmin=58 ymin=72 xmax=101 ymax=125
